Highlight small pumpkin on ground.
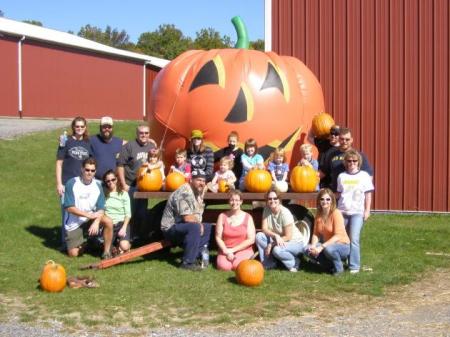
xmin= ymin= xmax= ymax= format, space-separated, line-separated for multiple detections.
xmin=40 ymin=260 xmax=66 ymax=292
xmin=235 ymin=259 xmax=264 ymax=287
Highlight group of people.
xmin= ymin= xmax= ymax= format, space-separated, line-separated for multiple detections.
xmin=55 ymin=116 xmax=374 ymax=276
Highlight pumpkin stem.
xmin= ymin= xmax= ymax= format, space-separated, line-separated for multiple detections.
xmin=232 ymin=16 xmax=250 ymax=49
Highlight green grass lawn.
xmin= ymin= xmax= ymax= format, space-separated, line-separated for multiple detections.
xmin=0 ymin=121 xmax=449 ymax=329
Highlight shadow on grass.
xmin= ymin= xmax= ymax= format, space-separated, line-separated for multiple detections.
xmin=26 ymin=224 xmax=60 ymax=250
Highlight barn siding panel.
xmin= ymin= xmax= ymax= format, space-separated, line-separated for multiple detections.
xmin=0 ymin=37 xmax=19 ymax=117
xmin=272 ymin=0 xmax=450 ymax=211
xmin=21 ymin=42 xmax=144 ymax=120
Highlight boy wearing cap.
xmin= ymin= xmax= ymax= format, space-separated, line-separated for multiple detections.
xmin=161 ymin=170 xmax=212 ymax=271
xmin=187 ymin=129 xmax=214 ymax=182
xmin=90 ymin=116 xmax=126 ymax=180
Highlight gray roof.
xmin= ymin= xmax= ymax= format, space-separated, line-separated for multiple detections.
xmin=0 ymin=17 xmax=169 ymax=68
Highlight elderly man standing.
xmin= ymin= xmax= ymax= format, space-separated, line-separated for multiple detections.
xmin=161 ymin=170 xmax=212 ymax=271
xmin=117 ymin=124 xmax=157 ymax=241
xmin=321 ymin=127 xmax=373 ymax=192
xmin=90 ymin=116 xmax=126 ymax=180
xmin=64 ymin=158 xmax=113 ymax=259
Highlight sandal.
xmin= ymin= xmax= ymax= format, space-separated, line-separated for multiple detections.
xmin=67 ymin=276 xmax=99 ymax=289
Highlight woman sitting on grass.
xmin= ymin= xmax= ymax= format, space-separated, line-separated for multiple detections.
xmin=256 ymin=189 xmax=307 ymax=272
xmin=304 ymin=188 xmax=350 ymax=276
xmin=102 ymin=170 xmax=131 ymax=255
xmin=215 ymin=190 xmax=256 ymax=271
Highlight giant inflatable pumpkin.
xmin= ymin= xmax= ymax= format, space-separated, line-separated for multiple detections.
xmin=150 ymin=17 xmax=325 ymax=168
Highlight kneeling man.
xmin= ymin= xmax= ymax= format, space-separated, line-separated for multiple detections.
xmin=161 ymin=170 xmax=212 ymax=271
xmin=64 ymin=158 xmax=113 ymax=258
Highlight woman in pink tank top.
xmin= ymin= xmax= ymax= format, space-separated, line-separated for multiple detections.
xmin=215 ymin=190 xmax=256 ymax=271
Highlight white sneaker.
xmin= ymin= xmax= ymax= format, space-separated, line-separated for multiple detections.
xmin=289 ymin=268 xmax=298 ymax=273
xmin=349 ymin=269 xmax=360 ymax=274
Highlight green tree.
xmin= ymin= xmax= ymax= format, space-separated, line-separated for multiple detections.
xmin=137 ymin=24 xmax=191 ymax=60
xmin=23 ymin=20 xmax=43 ymax=26
xmin=78 ymin=24 xmax=135 ymax=51
xmin=250 ymin=39 xmax=265 ymax=51
xmin=192 ymin=28 xmax=232 ymax=50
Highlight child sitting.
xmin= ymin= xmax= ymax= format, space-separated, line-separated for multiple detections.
xmin=208 ymin=157 xmax=237 ymax=193
xmin=214 ymin=131 xmax=243 ymax=189
xmin=169 ymin=148 xmax=191 ymax=181
xmin=140 ymin=148 xmax=165 ymax=181
xmin=239 ymin=138 xmax=265 ymax=191
xmin=267 ymin=147 xmax=289 ymax=192
xmin=298 ymin=143 xmax=319 ymax=190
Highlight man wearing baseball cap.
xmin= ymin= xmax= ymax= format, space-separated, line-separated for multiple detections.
xmin=90 ymin=116 xmax=126 ymax=180
xmin=161 ymin=169 xmax=212 ymax=271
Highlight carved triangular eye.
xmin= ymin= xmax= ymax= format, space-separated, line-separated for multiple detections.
xmin=260 ymin=63 xmax=284 ymax=94
xmin=224 ymin=83 xmax=254 ymax=123
xmin=189 ymin=60 xmax=219 ymax=92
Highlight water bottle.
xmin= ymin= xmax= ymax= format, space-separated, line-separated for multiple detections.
xmin=59 ymin=129 xmax=68 ymax=147
xmin=201 ymin=245 xmax=209 ymax=269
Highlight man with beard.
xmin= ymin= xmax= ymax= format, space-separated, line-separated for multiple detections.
xmin=90 ymin=117 xmax=126 ymax=180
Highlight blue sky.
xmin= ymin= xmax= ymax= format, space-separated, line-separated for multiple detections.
xmin=0 ymin=0 xmax=265 ymax=43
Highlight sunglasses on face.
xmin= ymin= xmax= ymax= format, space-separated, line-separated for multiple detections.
xmin=346 ymin=159 xmax=358 ymax=163
xmin=84 ymin=168 xmax=96 ymax=173
xmin=101 ymin=125 xmax=113 ymax=129
xmin=74 ymin=125 xmax=86 ymax=129
xmin=267 ymin=197 xmax=279 ymax=201
xmin=105 ymin=178 xmax=117 ymax=183
xmin=139 ymin=131 xmax=150 ymax=135
xmin=320 ymin=197 xmax=331 ymax=201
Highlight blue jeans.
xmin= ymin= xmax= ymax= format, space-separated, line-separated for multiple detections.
xmin=255 ymin=232 xmax=305 ymax=270
xmin=305 ymin=243 xmax=350 ymax=273
xmin=128 ymin=185 xmax=148 ymax=240
xmin=163 ymin=222 xmax=212 ymax=265
xmin=343 ymin=213 xmax=364 ymax=271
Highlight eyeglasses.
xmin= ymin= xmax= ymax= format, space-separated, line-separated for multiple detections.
xmin=74 ymin=125 xmax=86 ymax=129
xmin=105 ymin=178 xmax=117 ymax=183
xmin=320 ymin=197 xmax=331 ymax=201
xmin=84 ymin=168 xmax=96 ymax=173
xmin=346 ymin=159 xmax=358 ymax=163
xmin=267 ymin=197 xmax=279 ymax=201
xmin=139 ymin=131 xmax=150 ymax=135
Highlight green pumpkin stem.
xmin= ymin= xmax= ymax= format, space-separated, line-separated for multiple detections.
xmin=231 ymin=16 xmax=250 ymax=49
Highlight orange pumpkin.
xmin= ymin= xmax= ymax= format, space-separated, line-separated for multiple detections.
xmin=235 ymin=259 xmax=264 ymax=287
xmin=218 ymin=179 xmax=229 ymax=193
xmin=290 ymin=166 xmax=318 ymax=192
xmin=149 ymin=17 xmax=325 ymax=169
xmin=40 ymin=260 xmax=66 ymax=292
xmin=165 ymin=171 xmax=186 ymax=191
xmin=311 ymin=112 xmax=335 ymax=139
xmin=245 ymin=169 xmax=272 ymax=192
xmin=136 ymin=166 xmax=163 ymax=192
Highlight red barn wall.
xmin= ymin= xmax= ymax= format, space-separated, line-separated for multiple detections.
xmin=0 ymin=37 xmax=19 ymax=117
xmin=1 ymin=36 xmax=161 ymax=121
xmin=272 ymin=0 xmax=449 ymax=212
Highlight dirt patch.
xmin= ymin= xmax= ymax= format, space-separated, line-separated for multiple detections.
xmin=0 ymin=118 xmax=69 ymax=140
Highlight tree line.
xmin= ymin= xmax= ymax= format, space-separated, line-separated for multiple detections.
xmin=0 ymin=10 xmax=264 ymax=60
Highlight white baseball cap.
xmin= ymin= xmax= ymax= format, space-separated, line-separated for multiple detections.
xmin=100 ymin=116 xmax=113 ymax=126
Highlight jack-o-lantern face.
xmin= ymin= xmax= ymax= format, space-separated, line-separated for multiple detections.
xmin=150 ymin=47 xmax=325 ymax=168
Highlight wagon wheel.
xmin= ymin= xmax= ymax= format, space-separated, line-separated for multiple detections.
xmin=285 ymin=204 xmax=314 ymax=242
